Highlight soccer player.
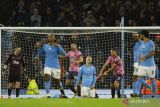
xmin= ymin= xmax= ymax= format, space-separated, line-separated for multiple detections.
xmin=37 ymin=34 xmax=66 ymax=97
xmin=3 ymin=47 xmax=25 ymax=98
xmin=75 ymin=55 xmax=96 ymax=98
xmin=136 ymin=30 xmax=156 ymax=98
xmin=66 ymin=43 xmax=83 ymax=96
xmin=97 ymin=48 xmax=124 ymax=98
xmin=131 ymin=33 xmax=141 ymax=96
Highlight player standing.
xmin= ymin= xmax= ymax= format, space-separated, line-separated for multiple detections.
xmin=66 ymin=43 xmax=83 ymax=97
xmin=3 ymin=47 xmax=25 ymax=98
xmin=131 ymin=33 xmax=141 ymax=96
xmin=37 ymin=34 xmax=66 ymax=97
xmin=97 ymin=48 xmax=124 ymax=98
xmin=75 ymin=55 xmax=96 ymax=98
xmin=136 ymin=30 xmax=156 ymax=98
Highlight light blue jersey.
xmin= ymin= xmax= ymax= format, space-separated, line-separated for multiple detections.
xmin=38 ymin=44 xmax=66 ymax=68
xmin=76 ymin=64 xmax=96 ymax=87
xmin=133 ymin=40 xmax=142 ymax=63
xmin=140 ymin=40 xmax=155 ymax=66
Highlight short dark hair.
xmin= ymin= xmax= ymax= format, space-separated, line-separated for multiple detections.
xmin=111 ymin=47 xmax=118 ymax=53
xmin=140 ymin=30 xmax=149 ymax=38
xmin=71 ymin=43 xmax=77 ymax=45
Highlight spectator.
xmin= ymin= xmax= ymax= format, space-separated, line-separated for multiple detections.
xmin=30 ymin=8 xmax=41 ymax=26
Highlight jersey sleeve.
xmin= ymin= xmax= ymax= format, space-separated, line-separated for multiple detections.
xmin=150 ymin=41 xmax=155 ymax=51
xmin=57 ymin=44 xmax=66 ymax=56
xmin=92 ymin=66 xmax=96 ymax=87
xmin=115 ymin=57 xmax=122 ymax=65
xmin=105 ymin=56 xmax=111 ymax=65
xmin=37 ymin=45 xmax=44 ymax=57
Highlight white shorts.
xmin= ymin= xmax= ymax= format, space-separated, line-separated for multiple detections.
xmin=81 ymin=86 xmax=95 ymax=98
xmin=44 ymin=67 xmax=61 ymax=79
xmin=133 ymin=63 xmax=139 ymax=75
xmin=138 ymin=66 xmax=156 ymax=78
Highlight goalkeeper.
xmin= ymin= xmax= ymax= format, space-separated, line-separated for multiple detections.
xmin=3 ymin=47 xmax=25 ymax=98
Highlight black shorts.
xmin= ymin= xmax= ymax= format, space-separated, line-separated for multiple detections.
xmin=67 ymin=71 xmax=78 ymax=80
xmin=8 ymin=73 xmax=21 ymax=83
xmin=111 ymin=74 xmax=122 ymax=84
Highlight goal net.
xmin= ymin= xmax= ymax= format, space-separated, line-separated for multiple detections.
xmin=0 ymin=27 xmax=160 ymax=97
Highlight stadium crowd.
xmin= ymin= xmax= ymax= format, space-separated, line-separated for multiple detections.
xmin=0 ymin=0 xmax=160 ymax=26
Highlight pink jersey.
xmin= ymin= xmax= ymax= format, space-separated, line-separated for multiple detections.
xmin=106 ymin=55 xmax=124 ymax=76
xmin=67 ymin=50 xmax=82 ymax=72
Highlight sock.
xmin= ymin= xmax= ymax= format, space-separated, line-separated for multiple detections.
xmin=116 ymin=88 xmax=121 ymax=98
xmin=95 ymin=93 xmax=99 ymax=98
xmin=8 ymin=89 xmax=12 ymax=97
xmin=45 ymin=80 xmax=51 ymax=94
xmin=132 ymin=81 xmax=136 ymax=93
xmin=111 ymin=87 xmax=115 ymax=98
xmin=59 ymin=81 xmax=65 ymax=95
xmin=77 ymin=85 xmax=81 ymax=97
xmin=135 ymin=78 xmax=143 ymax=95
xmin=69 ymin=85 xmax=76 ymax=93
xmin=142 ymin=79 xmax=151 ymax=89
xmin=151 ymin=79 xmax=156 ymax=96
xmin=16 ymin=88 xmax=20 ymax=98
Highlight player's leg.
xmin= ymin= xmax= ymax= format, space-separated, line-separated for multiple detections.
xmin=66 ymin=71 xmax=76 ymax=94
xmin=81 ymin=86 xmax=89 ymax=98
xmin=44 ymin=67 xmax=51 ymax=95
xmin=52 ymin=68 xmax=65 ymax=96
xmin=15 ymin=73 xmax=21 ymax=98
xmin=132 ymin=63 xmax=139 ymax=94
xmin=15 ymin=82 xmax=20 ymax=98
xmin=148 ymin=66 xmax=156 ymax=97
xmin=73 ymin=72 xmax=81 ymax=97
xmin=111 ymin=75 xmax=116 ymax=98
xmin=89 ymin=88 xmax=96 ymax=98
xmin=135 ymin=66 xmax=149 ymax=97
xmin=8 ymin=83 xmax=14 ymax=98
xmin=114 ymin=76 xmax=121 ymax=98
xmin=8 ymin=73 xmax=14 ymax=98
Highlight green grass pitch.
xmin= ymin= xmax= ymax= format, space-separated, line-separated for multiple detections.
xmin=0 ymin=98 xmax=160 ymax=107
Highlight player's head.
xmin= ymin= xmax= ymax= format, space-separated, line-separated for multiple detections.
xmin=14 ymin=47 xmax=21 ymax=55
xmin=86 ymin=55 xmax=92 ymax=64
xmin=48 ymin=34 xmax=55 ymax=43
xmin=111 ymin=48 xmax=118 ymax=57
xmin=140 ymin=30 xmax=149 ymax=40
xmin=71 ymin=43 xmax=77 ymax=50
xmin=132 ymin=33 xmax=139 ymax=41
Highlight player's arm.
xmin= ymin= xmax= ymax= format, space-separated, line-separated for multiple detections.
xmin=3 ymin=54 xmax=11 ymax=70
xmin=103 ymin=63 xmax=116 ymax=76
xmin=91 ymin=67 xmax=96 ymax=89
xmin=98 ymin=61 xmax=109 ymax=77
xmin=76 ymin=56 xmax=83 ymax=63
xmin=57 ymin=44 xmax=67 ymax=56
xmin=140 ymin=51 xmax=155 ymax=61
xmin=35 ymin=42 xmax=44 ymax=57
xmin=140 ymin=42 xmax=155 ymax=61
xmin=75 ymin=68 xmax=82 ymax=88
